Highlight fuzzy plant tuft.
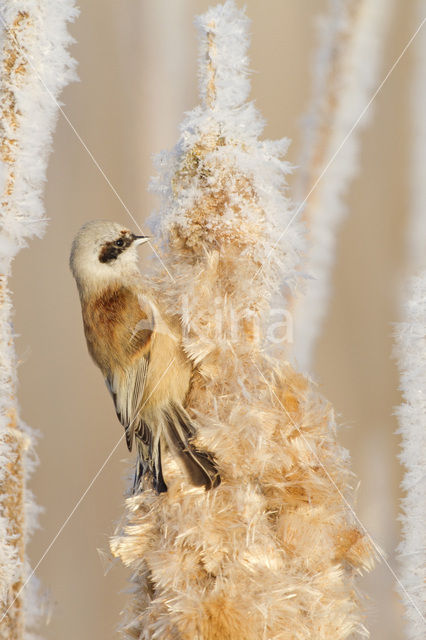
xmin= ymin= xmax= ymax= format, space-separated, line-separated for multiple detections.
xmin=0 ymin=2 xmax=77 ymax=637
xmin=111 ymin=3 xmax=375 ymax=638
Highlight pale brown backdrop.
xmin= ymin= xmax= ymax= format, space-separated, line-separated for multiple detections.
xmin=11 ymin=1 xmax=415 ymax=638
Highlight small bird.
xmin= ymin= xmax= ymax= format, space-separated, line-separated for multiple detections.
xmin=70 ymin=220 xmax=220 ymax=493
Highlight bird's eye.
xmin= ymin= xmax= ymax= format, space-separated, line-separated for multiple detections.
xmin=115 ymin=238 xmax=124 ymax=247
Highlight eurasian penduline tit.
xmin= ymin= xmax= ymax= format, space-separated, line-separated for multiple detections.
xmin=70 ymin=220 xmax=220 ymax=493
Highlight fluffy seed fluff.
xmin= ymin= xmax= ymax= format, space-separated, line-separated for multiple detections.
xmin=395 ymin=4 xmax=426 ymax=636
xmin=395 ymin=273 xmax=426 ymax=640
xmin=111 ymin=3 xmax=375 ymax=638
xmin=0 ymin=2 xmax=77 ymax=637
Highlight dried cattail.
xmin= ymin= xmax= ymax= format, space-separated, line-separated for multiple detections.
xmin=111 ymin=3 xmax=374 ymax=638
xmin=291 ymin=0 xmax=393 ymax=371
xmin=0 ymin=3 xmax=77 ymax=637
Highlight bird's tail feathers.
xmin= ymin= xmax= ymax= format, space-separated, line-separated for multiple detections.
xmin=134 ymin=426 xmax=167 ymax=494
xmin=164 ymin=404 xmax=221 ymax=490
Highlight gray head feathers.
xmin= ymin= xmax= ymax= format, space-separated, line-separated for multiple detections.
xmin=70 ymin=220 xmax=149 ymax=295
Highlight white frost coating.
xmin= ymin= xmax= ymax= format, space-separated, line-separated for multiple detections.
xmin=292 ymin=0 xmax=393 ymax=371
xmin=0 ymin=0 xmax=78 ymax=253
xmin=195 ymin=0 xmax=251 ymax=110
xmin=0 ymin=1 xmax=77 ymax=637
xmin=396 ymin=4 xmax=426 ymax=637
xmin=395 ymin=274 xmax=426 ymax=640
xmin=149 ymin=0 xmax=304 ymax=325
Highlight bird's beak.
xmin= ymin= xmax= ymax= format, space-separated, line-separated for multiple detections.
xmin=132 ymin=234 xmax=151 ymax=246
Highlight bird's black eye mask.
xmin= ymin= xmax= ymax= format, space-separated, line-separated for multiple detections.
xmin=99 ymin=231 xmax=134 ymax=263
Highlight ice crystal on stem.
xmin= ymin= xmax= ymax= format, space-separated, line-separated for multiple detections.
xmin=291 ymin=0 xmax=392 ymax=371
xmin=0 ymin=2 xmax=77 ymax=637
xmin=395 ymin=275 xmax=426 ymax=640
xmin=395 ymin=3 xmax=426 ymax=636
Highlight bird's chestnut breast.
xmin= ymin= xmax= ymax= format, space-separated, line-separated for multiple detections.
xmin=82 ymin=286 xmax=152 ymax=372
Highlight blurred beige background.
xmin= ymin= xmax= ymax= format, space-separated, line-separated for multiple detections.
xmin=10 ymin=1 xmax=415 ymax=638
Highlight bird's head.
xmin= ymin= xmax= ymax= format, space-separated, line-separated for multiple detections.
xmin=70 ymin=220 xmax=149 ymax=295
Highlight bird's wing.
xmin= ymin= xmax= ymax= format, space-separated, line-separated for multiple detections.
xmin=106 ymin=361 xmax=149 ymax=452
xmin=105 ymin=291 xmax=156 ymax=452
